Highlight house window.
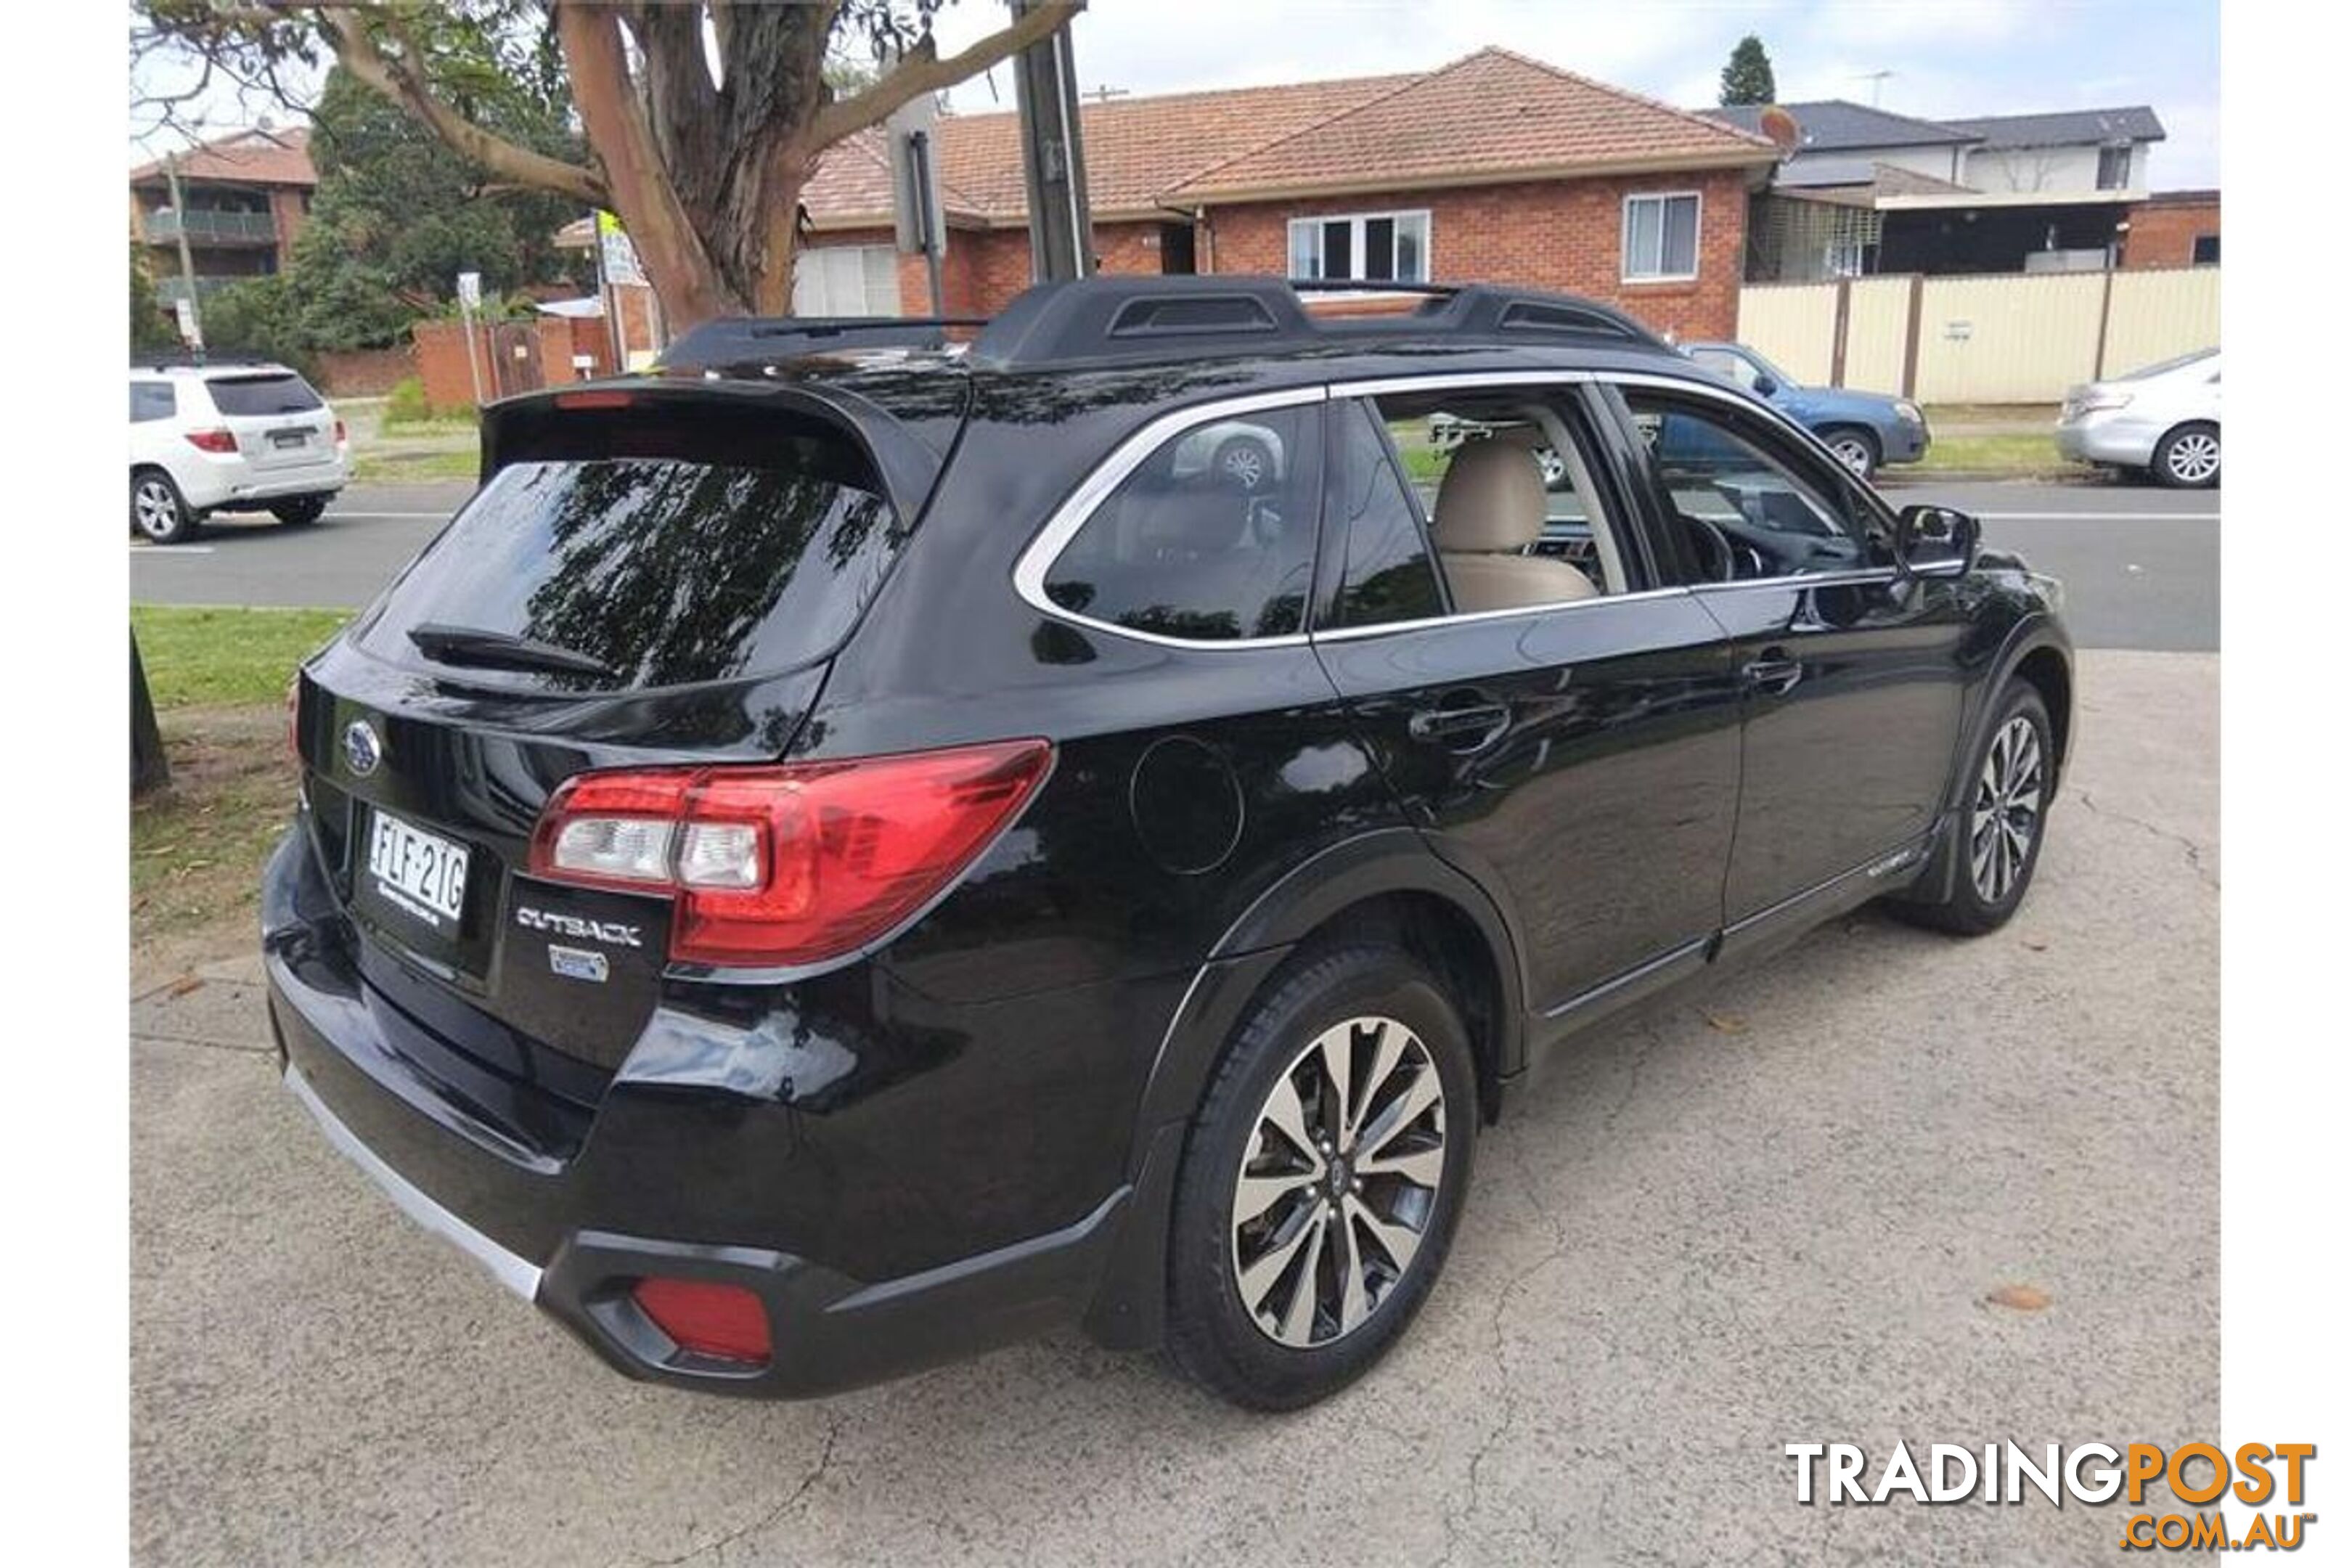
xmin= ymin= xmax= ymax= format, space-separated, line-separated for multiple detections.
xmin=1622 ymin=192 xmax=1700 ymax=282
xmin=1286 ymin=211 xmax=1430 ymax=283
xmin=2096 ymin=146 xmax=2133 ymax=191
xmin=791 ymin=244 xmax=902 ymax=317
xmin=2192 ymin=233 xmax=2219 ymax=265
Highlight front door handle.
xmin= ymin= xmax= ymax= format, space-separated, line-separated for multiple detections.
xmin=1741 ymin=649 xmax=1805 ymax=695
xmin=1408 ymin=697 xmax=1512 ymax=752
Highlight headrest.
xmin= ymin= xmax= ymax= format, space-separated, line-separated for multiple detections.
xmin=1433 ymin=440 xmax=1546 ymax=554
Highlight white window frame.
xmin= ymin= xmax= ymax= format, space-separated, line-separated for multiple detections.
xmin=2095 ymin=144 xmax=2133 ymax=192
xmin=1286 ymin=210 xmax=1433 ymax=285
xmin=1621 ymin=191 xmax=1702 ymax=283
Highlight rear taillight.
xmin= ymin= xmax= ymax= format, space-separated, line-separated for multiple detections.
xmin=185 ymin=428 xmax=237 ymax=454
xmin=630 ymin=1278 xmax=770 ymax=1365
xmin=528 ymin=739 xmax=1053 ymax=968
xmin=285 ymin=677 xmax=301 ymax=761
xmin=332 ymin=417 xmax=346 ymax=444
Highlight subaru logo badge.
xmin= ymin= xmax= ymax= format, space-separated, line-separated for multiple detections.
xmin=343 ymin=719 xmax=383 ymax=777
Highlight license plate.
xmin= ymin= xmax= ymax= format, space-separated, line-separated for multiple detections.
xmin=367 ymin=809 xmax=470 ymax=928
xmin=270 ymin=428 xmax=309 ymax=449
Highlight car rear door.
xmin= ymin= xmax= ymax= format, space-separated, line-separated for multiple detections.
xmin=1310 ymin=384 xmax=1743 ymax=1021
xmin=1601 ymin=377 xmax=1971 ymax=945
xmin=203 ymin=370 xmax=336 ymax=475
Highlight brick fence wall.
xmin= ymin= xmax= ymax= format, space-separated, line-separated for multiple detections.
xmin=2122 ymin=194 xmax=2220 ymax=269
xmin=314 ymin=346 xmax=414 ymax=398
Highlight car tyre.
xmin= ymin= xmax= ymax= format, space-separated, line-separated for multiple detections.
xmin=1165 ymin=942 xmax=1477 ymax=1410
xmin=1892 ymin=682 xmax=2055 ymax=935
xmin=1213 ymin=433 xmax=1276 ymax=494
xmin=1822 ymin=426 xmax=1879 ymax=480
xmin=271 ymin=495 xmax=330 ymax=527
xmin=2152 ymin=422 xmax=2218 ymax=489
xmin=131 ymin=468 xmax=196 ymax=545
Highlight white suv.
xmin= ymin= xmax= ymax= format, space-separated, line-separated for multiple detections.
xmin=129 ymin=361 xmax=351 ymax=543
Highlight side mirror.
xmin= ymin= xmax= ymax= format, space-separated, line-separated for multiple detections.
xmin=1752 ymin=374 xmax=1779 ymax=398
xmin=1893 ymin=503 xmax=1980 ymax=579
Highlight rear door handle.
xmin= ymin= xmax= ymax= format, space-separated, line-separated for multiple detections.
xmin=1741 ymin=650 xmax=1805 ymax=695
xmin=1408 ymin=698 xmax=1512 ymax=751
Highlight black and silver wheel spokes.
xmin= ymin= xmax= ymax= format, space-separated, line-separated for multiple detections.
xmin=1230 ymin=1014 xmax=1447 ymax=1349
xmin=1969 ymin=714 xmax=2045 ymax=902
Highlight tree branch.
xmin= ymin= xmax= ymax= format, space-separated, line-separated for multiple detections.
xmin=811 ymin=1 xmax=1081 ymax=146
xmin=316 ymin=4 xmax=607 ymax=208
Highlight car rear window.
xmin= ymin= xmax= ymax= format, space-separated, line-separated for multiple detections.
xmin=206 ymin=372 xmax=323 ymax=416
xmin=356 ymin=449 xmax=903 ymax=690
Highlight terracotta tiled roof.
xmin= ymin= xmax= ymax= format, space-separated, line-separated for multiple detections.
xmin=801 ymin=48 xmax=1765 ymax=226
xmin=129 ymin=126 xmax=315 ymax=189
xmin=1167 ymin=49 xmax=1776 ymax=203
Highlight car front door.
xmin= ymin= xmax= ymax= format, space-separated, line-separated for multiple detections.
xmin=1604 ymin=377 xmax=1971 ymax=944
xmin=1310 ymin=385 xmax=1744 ymax=1021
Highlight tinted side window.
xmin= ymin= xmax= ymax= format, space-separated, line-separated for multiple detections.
xmin=1328 ymin=401 xmax=1444 ymax=628
xmin=131 ymin=382 xmax=176 ymax=423
xmin=206 ymin=373 xmax=323 ymax=417
xmin=1042 ymin=404 xmax=1319 ymax=642
xmin=1625 ymin=392 xmax=1879 ymax=580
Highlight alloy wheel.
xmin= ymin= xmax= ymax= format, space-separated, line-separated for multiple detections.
xmin=1229 ymin=1014 xmax=1447 ymax=1349
xmin=133 ymin=478 xmax=181 ymax=541
xmin=1829 ymin=436 xmax=1874 ymax=476
xmin=1969 ymin=714 xmax=2045 ymax=903
xmin=2165 ymin=430 xmax=2219 ymax=485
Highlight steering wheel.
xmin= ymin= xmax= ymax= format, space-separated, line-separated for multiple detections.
xmin=1686 ymin=515 xmax=1741 ymax=584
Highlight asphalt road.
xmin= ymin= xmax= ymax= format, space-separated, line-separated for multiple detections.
xmin=130 ymin=648 xmax=2218 ymax=1565
xmin=131 ymin=477 xmax=2219 ymax=652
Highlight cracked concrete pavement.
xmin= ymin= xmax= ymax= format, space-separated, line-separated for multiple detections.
xmin=131 ymin=649 xmax=2216 ymax=1567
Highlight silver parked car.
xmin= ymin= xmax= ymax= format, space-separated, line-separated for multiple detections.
xmin=2055 ymin=348 xmax=2220 ymax=488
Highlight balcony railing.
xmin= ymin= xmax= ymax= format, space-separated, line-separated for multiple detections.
xmin=144 ymin=208 xmax=279 ymax=245
xmin=154 ymin=275 xmax=245 ymax=305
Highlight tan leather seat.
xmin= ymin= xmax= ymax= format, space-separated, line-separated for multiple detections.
xmin=1431 ymin=441 xmax=1598 ymax=612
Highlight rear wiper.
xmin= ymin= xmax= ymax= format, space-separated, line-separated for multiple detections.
xmin=407 ymin=622 xmax=618 ymax=680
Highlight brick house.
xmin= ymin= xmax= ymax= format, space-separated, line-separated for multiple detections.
xmin=795 ymin=47 xmax=1778 ymax=340
xmin=2120 ymin=189 xmax=2219 ymax=269
xmin=128 ymin=127 xmax=317 ymax=306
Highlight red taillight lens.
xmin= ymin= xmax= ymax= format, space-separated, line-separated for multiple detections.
xmin=286 ymin=676 xmax=301 ymax=761
xmin=332 ymin=417 xmax=347 ymax=444
xmin=528 ymin=739 xmax=1052 ymax=968
xmin=554 ymin=389 xmax=635 ymax=410
xmin=185 ymin=428 xmax=237 ymax=454
xmin=630 ymin=1278 xmax=771 ymax=1364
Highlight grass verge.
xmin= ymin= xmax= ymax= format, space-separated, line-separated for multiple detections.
xmin=132 ymin=605 xmax=351 ymax=708
xmin=352 ymin=447 xmax=478 ymax=483
xmin=1913 ymin=431 xmax=2096 ymax=480
xmin=131 ymin=607 xmax=348 ymax=963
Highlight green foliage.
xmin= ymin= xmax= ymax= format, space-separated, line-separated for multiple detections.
xmin=383 ymin=375 xmax=432 ymax=425
xmin=1719 ymin=35 xmax=1778 ymax=107
xmin=197 ymin=276 xmax=319 ymax=380
xmin=131 ymin=245 xmax=176 ymax=351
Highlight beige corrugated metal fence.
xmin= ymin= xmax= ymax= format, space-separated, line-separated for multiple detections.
xmin=1734 ymin=267 xmax=2218 ymax=403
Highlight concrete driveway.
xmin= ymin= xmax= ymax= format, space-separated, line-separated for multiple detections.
xmin=131 ymin=649 xmax=2216 ymax=1566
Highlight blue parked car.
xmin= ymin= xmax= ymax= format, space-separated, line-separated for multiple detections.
xmin=1681 ymin=341 xmax=1930 ymax=479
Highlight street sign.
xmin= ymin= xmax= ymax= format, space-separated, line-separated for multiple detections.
xmin=456 ymin=271 xmax=482 ymax=309
xmin=597 ymin=211 xmax=646 ymax=287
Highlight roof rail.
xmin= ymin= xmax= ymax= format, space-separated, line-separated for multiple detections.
xmin=656 ymin=314 xmax=987 ymax=375
xmin=129 ymin=350 xmax=285 ymax=372
xmin=965 ymin=275 xmax=1663 ymax=370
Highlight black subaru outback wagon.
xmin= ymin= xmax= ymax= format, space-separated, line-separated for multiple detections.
xmin=267 ymin=277 xmax=2070 ymax=1410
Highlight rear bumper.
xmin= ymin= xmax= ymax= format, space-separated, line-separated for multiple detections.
xmin=262 ymin=827 xmax=1148 ymax=1399
xmin=2054 ymin=417 xmax=2157 ymax=467
xmin=178 ymin=454 xmax=348 ymax=512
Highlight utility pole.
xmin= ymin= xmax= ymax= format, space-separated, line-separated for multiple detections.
xmin=1010 ymin=0 xmax=1094 ymax=283
xmin=1854 ymin=70 xmax=1895 ymax=107
xmin=161 ymin=148 xmax=204 ymax=358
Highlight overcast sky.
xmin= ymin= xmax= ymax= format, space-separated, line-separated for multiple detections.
xmin=926 ymin=0 xmax=2220 ymax=188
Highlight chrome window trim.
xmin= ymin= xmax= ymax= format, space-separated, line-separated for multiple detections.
xmin=1311 ymin=584 xmax=1695 ymax=644
xmin=1010 ymin=385 xmax=1328 ymax=653
xmin=1008 ymin=366 xmax=1916 ymax=655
